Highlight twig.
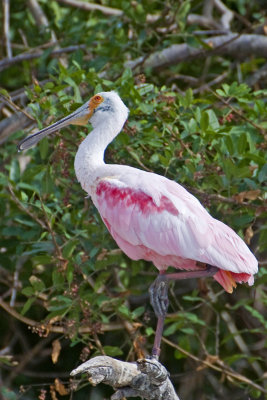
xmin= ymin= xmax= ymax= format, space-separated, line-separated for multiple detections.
xmin=192 ymin=70 xmax=228 ymax=94
xmin=0 ymin=297 xmax=124 ymax=334
xmin=39 ymin=197 xmax=63 ymax=261
xmin=187 ymin=14 xmax=221 ymax=30
xmin=221 ymin=311 xmax=263 ymax=378
xmin=0 ymin=93 xmax=35 ymax=121
xmin=55 ymin=0 xmax=123 ymax=16
xmin=6 ymin=336 xmax=52 ymax=385
xmin=211 ymin=88 xmax=267 ymax=135
xmin=185 ymin=185 xmax=258 ymax=209
xmin=213 ymin=0 xmax=234 ymax=30
xmin=10 ymin=257 xmax=27 ymax=307
xmin=27 ymin=0 xmax=68 ymax=67
xmin=0 ymin=44 xmax=86 ymax=72
xmin=246 ymin=62 xmax=267 ymax=86
xmin=8 ymin=184 xmax=47 ymax=230
xmin=27 ymin=0 xmax=57 ymax=42
xmin=3 ymin=0 xmax=12 ymax=58
xmin=162 ymin=336 xmax=267 ymax=394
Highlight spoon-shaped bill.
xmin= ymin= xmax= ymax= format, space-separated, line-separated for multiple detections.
xmin=17 ymin=101 xmax=91 ymax=151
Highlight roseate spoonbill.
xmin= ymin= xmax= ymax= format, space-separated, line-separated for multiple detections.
xmin=18 ymin=91 xmax=258 ymax=358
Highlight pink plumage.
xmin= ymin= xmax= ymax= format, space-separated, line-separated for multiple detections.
xmin=93 ymin=171 xmax=257 ymax=293
xmin=18 ymin=91 xmax=258 ymax=294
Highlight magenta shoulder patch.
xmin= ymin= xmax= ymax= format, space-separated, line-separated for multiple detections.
xmin=96 ymin=180 xmax=178 ymax=216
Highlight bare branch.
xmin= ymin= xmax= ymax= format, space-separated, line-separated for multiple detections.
xmin=246 ymin=61 xmax=267 ymax=86
xmin=71 ymin=356 xmax=180 ymax=400
xmin=27 ymin=0 xmax=68 ymax=67
xmin=213 ymin=0 xmax=234 ymax=30
xmin=162 ymin=336 xmax=267 ymax=394
xmin=0 ymin=44 xmax=86 ymax=72
xmin=127 ymin=34 xmax=267 ymax=71
xmin=55 ymin=0 xmax=123 ymax=16
xmin=221 ymin=311 xmax=263 ymax=378
xmin=0 ymin=112 xmax=34 ymax=144
xmin=27 ymin=0 xmax=57 ymax=43
xmin=3 ymin=0 xmax=12 ymax=58
xmin=187 ymin=14 xmax=221 ymax=30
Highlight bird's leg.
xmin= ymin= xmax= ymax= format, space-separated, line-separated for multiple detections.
xmin=149 ymin=265 xmax=218 ymax=358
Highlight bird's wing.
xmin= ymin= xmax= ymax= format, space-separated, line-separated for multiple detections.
xmin=93 ymin=174 xmax=257 ymax=277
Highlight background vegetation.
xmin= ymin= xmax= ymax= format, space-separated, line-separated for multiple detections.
xmin=0 ymin=0 xmax=266 ymax=399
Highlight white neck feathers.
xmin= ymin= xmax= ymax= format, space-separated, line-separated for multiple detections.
xmin=74 ymin=94 xmax=129 ymax=194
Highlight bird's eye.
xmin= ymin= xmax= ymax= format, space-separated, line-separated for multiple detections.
xmin=94 ymin=95 xmax=103 ymax=102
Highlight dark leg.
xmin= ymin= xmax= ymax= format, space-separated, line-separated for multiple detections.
xmin=149 ymin=265 xmax=218 ymax=358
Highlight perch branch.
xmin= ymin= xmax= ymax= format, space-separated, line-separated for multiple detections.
xmin=71 ymin=356 xmax=180 ymax=400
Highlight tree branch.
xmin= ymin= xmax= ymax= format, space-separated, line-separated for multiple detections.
xmin=0 ymin=297 xmax=124 ymax=334
xmin=0 ymin=44 xmax=86 ymax=72
xmin=71 ymin=356 xmax=180 ymax=400
xmin=3 ymin=0 xmax=12 ymax=58
xmin=127 ymin=34 xmax=267 ymax=71
xmin=55 ymin=0 xmax=123 ymax=16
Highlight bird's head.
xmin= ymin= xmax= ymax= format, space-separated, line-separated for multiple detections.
xmin=18 ymin=91 xmax=129 ymax=151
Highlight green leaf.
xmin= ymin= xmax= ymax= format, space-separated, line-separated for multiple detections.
xmin=103 ymin=346 xmax=123 ymax=356
xmin=21 ymin=297 xmax=35 ymax=315
xmin=62 ymin=239 xmax=78 ymax=258
xmin=132 ymin=306 xmax=145 ymax=319
xmin=200 ymin=111 xmax=209 ymax=131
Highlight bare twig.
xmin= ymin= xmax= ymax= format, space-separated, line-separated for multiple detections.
xmin=55 ymin=0 xmax=123 ymax=16
xmin=3 ymin=0 xmax=12 ymax=58
xmin=0 ymin=44 xmax=86 ymax=72
xmin=192 ymin=71 xmax=228 ymax=94
xmin=162 ymin=337 xmax=267 ymax=394
xmin=187 ymin=14 xmax=221 ymax=30
xmin=213 ymin=0 xmax=234 ymax=30
xmin=71 ymin=356 xmax=180 ymax=400
xmin=27 ymin=0 xmax=57 ymax=42
xmin=221 ymin=311 xmax=263 ymax=378
xmin=0 ymin=93 xmax=35 ymax=121
xmin=246 ymin=61 xmax=267 ymax=86
xmin=27 ymin=0 xmax=68 ymax=67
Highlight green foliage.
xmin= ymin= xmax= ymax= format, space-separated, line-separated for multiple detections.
xmin=0 ymin=0 xmax=266 ymax=399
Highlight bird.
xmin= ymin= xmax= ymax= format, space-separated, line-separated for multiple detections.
xmin=18 ymin=91 xmax=258 ymax=358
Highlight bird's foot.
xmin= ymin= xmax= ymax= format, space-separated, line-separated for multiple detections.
xmin=149 ymin=275 xmax=169 ymax=318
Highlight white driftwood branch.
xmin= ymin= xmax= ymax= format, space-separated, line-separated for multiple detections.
xmin=70 ymin=356 xmax=181 ymax=400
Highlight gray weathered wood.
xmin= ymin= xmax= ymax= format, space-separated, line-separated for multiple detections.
xmin=70 ymin=356 xmax=181 ymax=400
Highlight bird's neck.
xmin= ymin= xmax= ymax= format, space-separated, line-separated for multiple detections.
xmin=74 ymin=117 xmax=123 ymax=193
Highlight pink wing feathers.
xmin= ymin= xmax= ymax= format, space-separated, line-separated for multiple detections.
xmin=93 ymin=173 xmax=257 ymax=293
